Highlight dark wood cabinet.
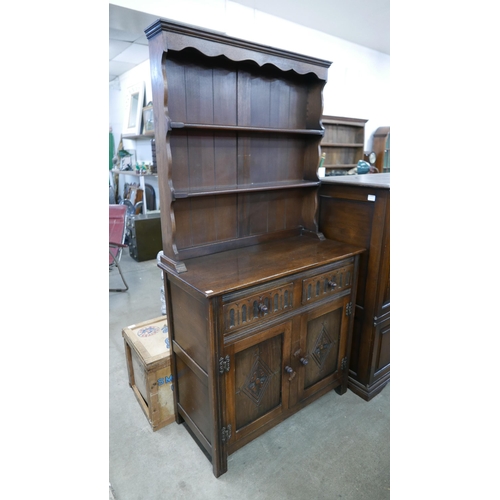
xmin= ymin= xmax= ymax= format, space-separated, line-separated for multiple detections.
xmin=162 ymin=240 xmax=362 ymax=476
xmin=145 ymin=18 xmax=365 ymax=477
xmin=319 ymin=174 xmax=390 ymax=401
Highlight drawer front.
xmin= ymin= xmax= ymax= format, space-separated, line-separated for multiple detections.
xmin=223 ymin=283 xmax=294 ymax=334
xmin=301 ymin=263 xmax=354 ymax=305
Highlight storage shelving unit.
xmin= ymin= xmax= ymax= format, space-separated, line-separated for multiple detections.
xmin=145 ymin=18 xmax=365 ymax=478
xmin=116 ymin=132 xmax=158 ymax=214
xmin=320 ymin=115 xmax=367 ymax=176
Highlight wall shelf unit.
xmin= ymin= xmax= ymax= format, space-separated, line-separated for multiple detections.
xmin=111 ymin=170 xmax=158 ymax=214
xmin=117 ymin=131 xmax=158 ymax=214
xmin=320 ymin=116 xmax=367 ymax=176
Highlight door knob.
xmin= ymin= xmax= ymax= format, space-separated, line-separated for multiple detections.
xmin=293 ymin=349 xmax=308 ymax=365
xmin=284 ymin=365 xmax=296 ymax=380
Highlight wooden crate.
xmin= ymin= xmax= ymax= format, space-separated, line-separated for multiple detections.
xmin=122 ymin=316 xmax=175 ymax=431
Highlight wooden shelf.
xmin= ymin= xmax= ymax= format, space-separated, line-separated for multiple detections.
xmin=320 ymin=115 xmax=367 ymax=173
xmin=170 ymin=122 xmax=323 ymax=136
xmin=111 ymin=169 xmax=157 ymax=177
xmin=322 ymin=118 xmax=365 ymax=127
xmin=148 ymin=18 xmax=329 ymax=264
xmin=324 ymin=164 xmax=356 ymax=169
xmin=321 ymin=143 xmax=364 ymax=148
xmin=174 ymin=180 xmax=320 ymax=199
xmin=122 ymin=132 xmax=155 ymax=140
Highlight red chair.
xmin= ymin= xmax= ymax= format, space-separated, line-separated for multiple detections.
xmin=109 ymin=204 xmax=129 ymax=292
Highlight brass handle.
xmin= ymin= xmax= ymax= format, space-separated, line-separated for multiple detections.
xmin=299 ymin=357 xmax=308 ymax=366
xmin=258 ymin=303 xmax=268 ymax=313
xmin=285 ymin=366 xmax=294 ymax=374
xmin=328 ymin=280 xmax=337 ymax=289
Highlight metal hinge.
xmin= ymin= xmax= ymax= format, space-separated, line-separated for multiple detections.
xmin=345 ymin=302 xmax=353 ymax=316
xmin=219 ymin=355 xmax=230 ymax=374
xmin=341 ymin=356 xmax=348 ymax=371
xmin=221 ymin=424 xmax=232 ymax=443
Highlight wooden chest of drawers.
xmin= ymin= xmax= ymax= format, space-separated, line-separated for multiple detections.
xmin=159 ymin=236 xmax=363 ymax=476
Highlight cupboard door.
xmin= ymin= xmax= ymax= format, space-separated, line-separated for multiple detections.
xmin=297 ymin=296 xmax=350 ymax=402
xmin=224 ymin=321 xmax=291 ymax=450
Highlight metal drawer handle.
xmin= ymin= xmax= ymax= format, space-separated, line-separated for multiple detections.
xmin=284 ymin=365 xmax=296 ymax=381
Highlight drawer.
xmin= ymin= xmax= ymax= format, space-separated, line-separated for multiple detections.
xmin=222 ymin=282 xmax=294 ymax=334
xmin=301 ymin=263 xmax=354 ymax=305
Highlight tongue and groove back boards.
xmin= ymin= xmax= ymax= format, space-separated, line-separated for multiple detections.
xmin=145 ymin=19 xmax=331 ymax=270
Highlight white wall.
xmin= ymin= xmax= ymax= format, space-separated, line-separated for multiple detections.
xmin=110 ymin=0 xmax=390 ymax=151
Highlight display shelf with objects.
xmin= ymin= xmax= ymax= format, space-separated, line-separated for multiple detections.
xmin=111 ymin=169 xmax=159 ymax=215
xmin=145 ymin=18 xmax=366 ymax=477
xmin=112 ymin=132 xmax=159 ymax=215
xmin=320 ymin=116 xmax=368 ymax=176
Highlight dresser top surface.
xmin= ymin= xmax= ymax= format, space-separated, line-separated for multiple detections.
xmin=320 ymin=173 xmax=390 ymax=189
xmin=162 ymin=236 xmax=364 ymax=297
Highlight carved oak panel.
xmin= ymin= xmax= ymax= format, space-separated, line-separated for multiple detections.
xmin=223 ymin=283 xmax=294 ymax=333
xmin=301 ymin=264 xmax=354 ymax=305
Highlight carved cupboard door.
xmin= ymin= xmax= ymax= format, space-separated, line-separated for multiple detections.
xmin=296 ymin=296 xmax=351 ymax=403
xmin=223 ymin=321 xmax=292 ymax=454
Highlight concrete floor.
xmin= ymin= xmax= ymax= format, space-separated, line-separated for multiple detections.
xmin=109 ymin=248 xmax=390 ymax=500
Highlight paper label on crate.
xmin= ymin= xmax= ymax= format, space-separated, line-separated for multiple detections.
xmin=137 ymin=325 xmax=160 ymax=337
xmin=367 ymin=194 xmax=376 ymax=202
xmin=132 ymin=319 xmax=170 ymax=359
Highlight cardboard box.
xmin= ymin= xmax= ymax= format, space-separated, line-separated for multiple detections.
xmin=122 ymin=316 xmax=174 ymax=431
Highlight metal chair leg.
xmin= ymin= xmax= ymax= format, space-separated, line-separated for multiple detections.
xmin=109 ymin=250 xmax=129 ymax=292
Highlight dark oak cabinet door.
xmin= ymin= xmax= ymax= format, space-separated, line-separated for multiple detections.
xmin=224 ymin=321 xmax=292 ymax=452
xmin=297 ymin=296 xmax=350 ymax=403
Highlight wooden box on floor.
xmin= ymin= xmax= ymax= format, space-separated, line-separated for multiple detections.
xmin=122 ymin=316 xmax=174 ymax=431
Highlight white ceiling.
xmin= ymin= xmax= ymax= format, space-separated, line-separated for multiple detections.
xmin=109 ymin=0 xmax=390 ymax=82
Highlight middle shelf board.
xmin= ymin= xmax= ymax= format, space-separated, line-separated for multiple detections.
xmin=324 ymin=164 xmax=357 ymax=169
xmin=170 ymin=122 xmax=324 ymax=136
xmin=321 ymin=143 xmax=364 ymax=148
xmin=173 ymin=179 xmax=320 ymax=198
xmin=111 ymin=169 xmax=158 ymax=177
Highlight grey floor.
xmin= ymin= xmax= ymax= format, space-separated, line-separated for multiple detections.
xmin=109 ymin=249 xmax=390 ymax=500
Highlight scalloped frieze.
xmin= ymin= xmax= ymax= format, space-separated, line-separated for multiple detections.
xmin=145 ymin=19 xmax=331 ymax=80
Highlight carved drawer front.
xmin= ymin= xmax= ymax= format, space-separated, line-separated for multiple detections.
xmin=223 ymin=283 xmax=294 ymax=334
xmin=301 ymin=263 xmax=354 ymax=305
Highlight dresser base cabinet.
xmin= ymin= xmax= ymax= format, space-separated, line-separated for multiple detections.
xmin=160 ymin=236 xmax=363 ymax=477
xmin=319 ymin=174 xmax=390 ymax=401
